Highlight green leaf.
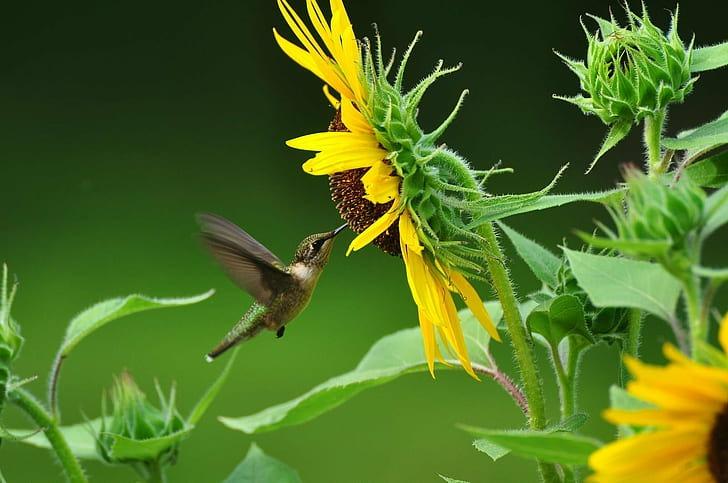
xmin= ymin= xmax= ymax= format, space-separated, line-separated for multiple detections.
xmin=59 ymin=291 xmax=214 ymax=357
xmin=16 ymin=419 xmax=105 ymax=460
xmin=107 ymin=428 xmax=192 ymax=461
xmin=14 ymin=417 xmax=194 ymax=462
xmin=223 ymin=443 xmax=302 ymax=483
xmin=703 ymin=184 xmax=728 ymax=239
xmin=499 ymin=222 xmax=561 ymax=288
xmin=576 ymin=231 xmax=671 ymax=258
xmin=563 ymin=249 xmax=681 ymax=321
xmin=684 ymin=150 xmax=728 ymax=188
xmin=527 ymin=295 xmax=594 ymax=347
xmin=553 ymin=413 xmax=589 ymax=433
xmin=696 ymin=340 xmax=728 ymax=369
xmin=462 ymin=426 xmax=601 ymax=466
xmin=589 ymin=121 xmax=632 ymax=173
xmin=468 ymin=189 xmax=624 ymax=228
xmin=219 ymin=304 xmax=503 ymax=434
xmin=438 ymin=475 xmax=470 ymax=483
xmin=472 ymin=439 xmax=511 ymax=461
xmin=691 ymin=42 xmax=728 ymax=72
xmin=187 ymin=346 xmax=239 ymax=425
xmin=663 ymin=113 xmax=728 ymax=151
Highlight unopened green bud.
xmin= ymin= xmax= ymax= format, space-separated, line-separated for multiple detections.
xmin=556 ymin=6 xmax=696 ymax=168
xmin=621 ymin=169 xmax=705 ymax=246
xmin=0 ymin=264 xmax=23 ymax=367
xmin=97 ymin=372 xmax=185 ymax=467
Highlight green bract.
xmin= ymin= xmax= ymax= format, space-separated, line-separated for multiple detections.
xmin=556 ymin=6 xmax=696 ymax=169
xmin=583 ymin=169 xmax=706 ymax=276
xmin=360 ymin=34 xmax=564 ymax=278
xmin=96 ymin=373 xmax=186 ymax=469
xmin=0 ymin=265 xmax=23 ymax=415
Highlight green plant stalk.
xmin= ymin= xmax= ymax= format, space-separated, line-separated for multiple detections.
xmin=478 ymin=222 xmax=559 ymax=483
xmin=644 ymin=111 xmax=667 ymax=176
xmin=621 ymin=309 xmax=643 ymax=384
xmin=146 ymin=461 xmax=167 ymax=483
xmin=9 ymin=388 xmax=87 ymax=483
xmin=683 ymin=275 xmax=706 ymax=359
xmin=550 ymin=343 xmax=574 ymax=420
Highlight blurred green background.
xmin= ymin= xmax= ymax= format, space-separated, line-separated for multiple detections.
xmin=2 ymin=0 xmax=727 ymax=481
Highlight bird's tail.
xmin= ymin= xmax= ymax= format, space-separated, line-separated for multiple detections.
xmin=205 ymin=303 xmax=267 ymax=362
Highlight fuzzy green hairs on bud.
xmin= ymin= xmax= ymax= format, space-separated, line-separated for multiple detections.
xmin=0 ymin=265 xmax=24 ymax=416
xmin=96 ymin=372 xmax=186 ymax=476
xmin=556 ymin=4 xmax=696 ymax=172
xmin=581 ymin=167 xmax=705 ymax=276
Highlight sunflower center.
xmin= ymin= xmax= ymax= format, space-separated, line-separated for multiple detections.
xmin=327 ymin=110 xmax=401 ymax=256
xmin=709 ymin=404 xmax=728 ymax=482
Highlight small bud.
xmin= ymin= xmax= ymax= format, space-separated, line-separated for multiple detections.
xmin=96 ymin=372 xmax=185 ymax=468
xmin=0 ymin=264 xmax=23 ymax=365
xmin=556 ymin=6 xmax=696 ymax=167
xmin=620 ymin=169 xmax=705 ymax=247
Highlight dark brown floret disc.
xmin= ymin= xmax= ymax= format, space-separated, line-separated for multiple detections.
xmin=709 ymin=404 xmax=728 ymax=482
xmin=327 ymin=110 xmax=401 ymax=256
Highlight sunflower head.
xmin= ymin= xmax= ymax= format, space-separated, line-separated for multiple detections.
xmin=557 ymin=5 xmax=695 ymax=126
xmin=275 ymin=0 xmax=503 ymax=378
xmin=589 ymin=315 xmax=728 ymax=482
xmin=96 ymin=372 xmax=185 ymax=466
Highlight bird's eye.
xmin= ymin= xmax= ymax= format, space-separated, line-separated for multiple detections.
xmin=311 ymin=239 xmax=324 ymax=252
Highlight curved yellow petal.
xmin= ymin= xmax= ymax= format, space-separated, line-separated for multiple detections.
xmin=323 ymin=85 xmax=340 ymax=108
xmin=287 ymin=131 xmax=378 ymax=151
xmin=346 ymin=201 xmax=402 ymax=254
xmin=341 ymin=97 xmax=371 ymax=133
xmin=302 ymin=148 xmax=383 ymax=175
xmin=273 ymin=28 xmax=324 ymax=79
xmin=449 ymin=270 xmax=501 ymax=342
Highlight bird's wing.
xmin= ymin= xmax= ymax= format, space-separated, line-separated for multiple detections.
xmin=197 ymin=213 xmax=292 ymax=306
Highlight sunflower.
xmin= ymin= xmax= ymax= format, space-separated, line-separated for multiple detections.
xmin=588 ymin=315 xmax=728 ymax=482
xmin=274 ymin=0 xmax=500 ymax=378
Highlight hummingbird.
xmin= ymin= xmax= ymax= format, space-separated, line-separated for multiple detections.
xmin=197 ymin=213 xmax=346 ymax=361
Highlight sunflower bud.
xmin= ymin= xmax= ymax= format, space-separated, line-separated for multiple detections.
xmin=620 ymin=169 xmax=705 ymax=246
xmin=582 ymin=168 xmax=706 ymax=275
xmin=556 ymin=6 xmax=696 ymax=168
xmin=96 ymin=372 xmax=185 ymax=469
xmin=0 ymin=265 xmax=23 ymax=366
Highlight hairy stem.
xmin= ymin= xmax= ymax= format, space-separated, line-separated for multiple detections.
xmin=644 ymin=111 xmax=667 ymax=177
xmin=9 ymin=388 xmax=87 ymax=483
xmin=683 ymin=275 xmax=705 ymax=359
xmin=470 ymin=361 xmax=529 ymax=416
xmin=620 ymin=309 xmax=643 ymax=384
xmin=550 ymin=343 xmax=574 ymax=420
xmin=478 ymin=222 xmax=558 ymax=482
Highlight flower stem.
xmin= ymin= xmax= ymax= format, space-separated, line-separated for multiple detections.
xmin=644 ymin=111 xmax=666 ymax=177
xmin=620 ymin=309 xmax=643 ymax=384
xmin=683 ymin=275 xmax=705 ymax=358
xmin=9 ymin=388 xmax=87 ymax=483
xmin=146 ymin=461 xmax=167 ymax=483
xmin=550 ymin=343 xmax=574 ymax=420
xmin=478 ymin=222 xmax=559 ymax=482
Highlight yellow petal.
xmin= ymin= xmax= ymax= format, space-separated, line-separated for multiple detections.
xmin=347 ymin=201 xmax=402 ymax=254
xmin=287 ymin=131 xmax=378 ymax=151
xmin=398 ymin=212 xmax=423 ymax=254
xmin=302 ymin=148 xmax=383 ymax=175
xmin=273 ymin=28 xmax=323 ymax=79
xmin=449 ymin=270 xmax=501 ymax=342
xmin=323 ymin=85 xmax=340 ymax=108
xmin=341 ymin=97 xmax=371 ymax=133
xmin=417 ymin=311 xmax=437 ymax=377
xmin=361 ymin=162 xmax=399 ymax=203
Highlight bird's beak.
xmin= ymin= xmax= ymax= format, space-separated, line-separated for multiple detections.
xmin=327 ymin=223 xmax=348 ymax=239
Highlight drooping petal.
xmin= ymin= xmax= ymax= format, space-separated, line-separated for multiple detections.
xmin=302 ymin=147 xmax=383 ymax=175
xmin=448 ymin=270 xmax=501 ymax=342
xmin=361 ymin=161 xmax=399 ymax=203
xmin=347 ymin=200 xmax=402 ymax=254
